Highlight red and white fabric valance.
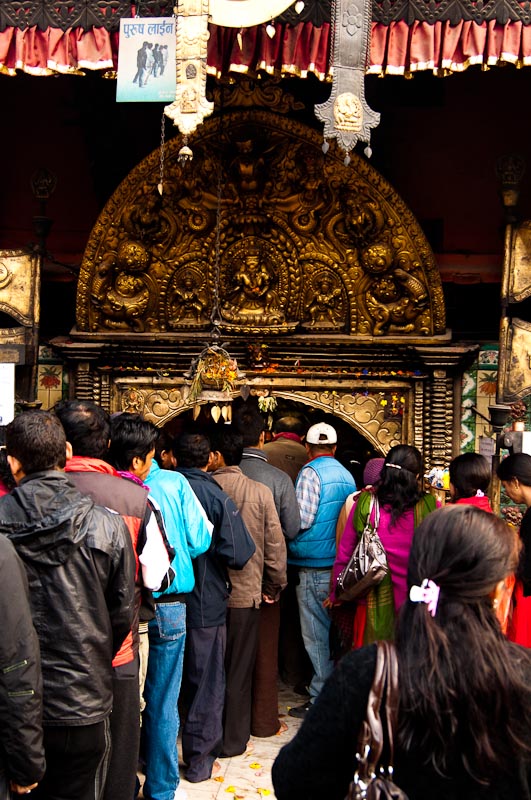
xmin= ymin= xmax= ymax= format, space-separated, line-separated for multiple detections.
xmin=1 ymin=19 xmax=530 ymax=77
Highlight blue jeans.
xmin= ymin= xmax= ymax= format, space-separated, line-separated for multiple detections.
xmin=296 ymin=568 xmax=334 ymax=702
xmin=143 ymin=601 xmax=187 ymax=800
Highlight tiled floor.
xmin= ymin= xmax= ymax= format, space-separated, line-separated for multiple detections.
xmin=140 ymin=684 xmax=303 ymax=800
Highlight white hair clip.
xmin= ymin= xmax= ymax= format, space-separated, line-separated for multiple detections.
xmin=385 ymin=463 xmax=402 ymax=470
xmin=409 ymin=579 xmax=440 ymax=617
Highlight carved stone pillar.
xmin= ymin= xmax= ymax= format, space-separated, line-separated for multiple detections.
xmin=412 ymin=380 xmax=425 ymax=456
xmin=427 ymin=369 xmax=453 ymax=469
xmin=75 ymin=362 xmax=94 ymax=402
xmin=99 ymin=371 xmax=112 ymax=412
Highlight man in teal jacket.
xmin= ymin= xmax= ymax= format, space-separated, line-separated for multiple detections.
xmin=143 ymin=458 xmax=212 ymax=800
xmin=288 ymin=422 xmax=356 ymax=719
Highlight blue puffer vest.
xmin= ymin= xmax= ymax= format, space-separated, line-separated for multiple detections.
xmin=289 ymin=456 xmax=356 ymax=568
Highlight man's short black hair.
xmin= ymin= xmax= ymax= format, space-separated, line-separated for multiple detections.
xmin=155 ymin=428 xmax=175 ymax=467
xmin=108 ymin=413 xmax=158 ymax=472
xmin=6 ymin=410 xmax=66 ymax=474
xmin=232 ymin=406 xmax=265 ymax=448
xmin=54 ymin=400 xmax=110 ymax=459
xmin=209 ymin=427 xmax=243 ymax=466
xmin=272 ymin=415 xmax=307 ymax=437
xmin=175 ymin=432 xmax=211 ymax=469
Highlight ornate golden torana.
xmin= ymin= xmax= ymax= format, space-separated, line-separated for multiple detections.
xmin=77 ymin=107 xmax=446 ymax=339
xmin=0 ymin=248 xmax=40 ymax=361
xmin=498 ymin=220 xmax=531 ymax=402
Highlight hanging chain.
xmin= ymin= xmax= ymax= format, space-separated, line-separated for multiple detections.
xmin=158 ymin=111 xmax=166 ymax=195
xmin=209 ymin=164 xmax=223 ymax=341
xmin=329 ymin=0 xmax=337 ymax=77
xmin=363 ymin=0 xmax=374 ymax=157
xmin=209 ymin=89 xmax=225 ymax=342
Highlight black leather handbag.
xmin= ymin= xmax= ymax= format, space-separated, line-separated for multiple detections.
xmin=346 ymin=641 xmax=409 ymax=800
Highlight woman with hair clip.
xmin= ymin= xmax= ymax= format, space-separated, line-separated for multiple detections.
xmin=450 ymin=453 xmax=515 ymax=632
xmin=273 ymin=506 xmax=531 ymax=800
xmin=497 ymin=452 xmax=531 ymax=646
xmin=449 ymin=452 xmax=493 ymax=511
xmin=327 ymin=445 xmax=436 ymax=648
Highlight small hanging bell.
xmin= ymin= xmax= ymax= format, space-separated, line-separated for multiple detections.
xmin=178 ymin=145 xmax=193 ymax=164
xmin=211 ymin=405 xmax=221 ymax=423
xmin=344 ymin=153 xmax=351 ymax=166
xmin=364 ymin=145 xmax=373 ymax=158
xmin=322 ymin=139 xmax=330 ymax=154
xmin=266 ymin=22 xmax=276 ymax=38
xmin=193 ymin=404 xmax=201 ymax=420
xmin=295 ymin=1 xmax=305 ymax=12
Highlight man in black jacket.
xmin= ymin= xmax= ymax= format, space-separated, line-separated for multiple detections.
xmin=174 ymin=431 xmax=256 ymax=783
xmin=0 ymin=410 xmax=135 ymax=800
xmin=0 ymin=535 xmax=45 ymax=798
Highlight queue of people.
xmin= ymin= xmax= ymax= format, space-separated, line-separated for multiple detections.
xmin=2 ymin=404 xmax=531 ymax=800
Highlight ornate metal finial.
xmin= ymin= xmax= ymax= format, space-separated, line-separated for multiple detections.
xmin=315 ymin=0 xmax=380 ymax=160
xmin=496 ymin=154 xmax=526 ymax=222
xmin=164 ymin=0 xmax=214 ymax=136
xmin=30 ymin=168 xmax=57 ymax=202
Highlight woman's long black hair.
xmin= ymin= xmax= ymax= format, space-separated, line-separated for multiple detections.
xmin=396 ymin=505 xmax=531 ymax=783
xmin=377 ymin=444 xmax=423 ymax=523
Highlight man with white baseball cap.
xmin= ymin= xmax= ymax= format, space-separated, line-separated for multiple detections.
xmin=287 ymin=421 xmax=357 ymax=718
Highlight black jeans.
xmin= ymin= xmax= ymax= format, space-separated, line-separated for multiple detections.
xmin=32 ymin=719 xmax=110 ymax=800
xmin=221 ymin=607 xmax=260 ymax=758
xmin=102 ymin=659 xmax=140 ymax=800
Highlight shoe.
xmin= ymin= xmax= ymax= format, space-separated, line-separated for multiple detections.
xmin=288 ymin=700 xmax=313 ymax=719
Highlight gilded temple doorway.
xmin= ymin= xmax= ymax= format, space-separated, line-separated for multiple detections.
xmin=153 ymin=395 xmax=383 ymax=486
xmin=57 ymin=80 xmax=477 ymax=470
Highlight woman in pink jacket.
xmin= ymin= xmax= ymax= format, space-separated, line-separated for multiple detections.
xmin=328 ymin=445 xmax=436 ymax=650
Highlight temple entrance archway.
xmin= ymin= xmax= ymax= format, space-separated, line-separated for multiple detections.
xmin=58 ymin=81 xmax=477 ymax=470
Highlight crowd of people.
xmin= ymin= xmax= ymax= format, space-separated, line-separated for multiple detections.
xmin=1 ymin=402 xmax=531 ymax=800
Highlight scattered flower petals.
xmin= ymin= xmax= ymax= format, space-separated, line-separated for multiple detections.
xmin=249 ymin=762 xmax=262 ymax=769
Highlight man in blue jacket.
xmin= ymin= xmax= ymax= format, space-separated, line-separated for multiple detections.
xmin=175 ymin=431 xmax=255 ymax=784
xmin=143 ymin=442 xmax=212 ymax=800
xmin=288 ymin=422 xmax=356 ymax=719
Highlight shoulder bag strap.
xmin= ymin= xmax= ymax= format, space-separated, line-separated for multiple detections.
xmin=380 ymin=640 xmax=399 ymax=770
xmin=361 ymin=641 xmax=387 ymax=776
xmin=353 ymin=491 xmax=376 ymax=539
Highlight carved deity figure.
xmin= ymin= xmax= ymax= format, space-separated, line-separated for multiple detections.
xmin=230 ymin=139 xmax=265 ymax=196
xmin=123 ymin=185 xmax=164 ymax=243
xmin=168 ymin=273 xmax=207 ymax=325
xmin=362 ymin=242 xmax=429 ymax=335
xmin=341 ymin=190 xmax=385 ymax=246
xmin=223 ymin=251 xmax=285 ymax=325
xmin=307 ymin=277 xmax=342 ymax=328
xmin=91 ymin=240 xmax=152 ymax=332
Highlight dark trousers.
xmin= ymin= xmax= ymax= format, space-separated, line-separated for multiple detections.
xmin=102 ymin=658 xmax=140 ymax=800
xmin=32 ymin=719 xmax=110 ymax=800
xmin=251 ymin=600 xmax=281 ymax=737
xmin=181 ymin=625 xmax=226 ymax=782
xmin=221 ymin=607 xmax=260 ymax=757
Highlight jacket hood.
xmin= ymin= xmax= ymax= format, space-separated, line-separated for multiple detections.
xmin=454 ymin=494 xmax=494 ymax=513
xmin=177 ymin=467 xmax=215 ymax=483
xmin=66 ymin=456 xmax=118 ymax=476
xmin=0 ymin=471 xmax=94 ymax=567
